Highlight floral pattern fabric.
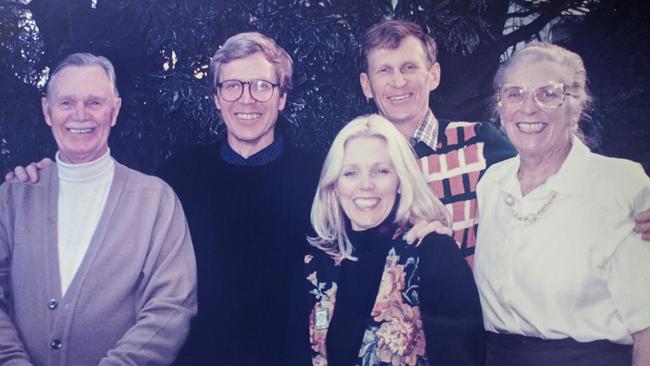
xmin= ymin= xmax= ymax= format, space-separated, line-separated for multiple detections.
xmin=305 ymin=240 xmax=429 ymax=366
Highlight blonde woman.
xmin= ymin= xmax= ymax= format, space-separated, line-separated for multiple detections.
xmin=296 ymin=114 xmax=483 ymax=366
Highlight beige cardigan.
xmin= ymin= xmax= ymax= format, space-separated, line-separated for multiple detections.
xmin=0 ymin=161 xmax=197 ymax=366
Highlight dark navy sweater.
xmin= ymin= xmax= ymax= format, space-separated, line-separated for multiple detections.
xmin=158 ymin=141 xmax=320 ymax=366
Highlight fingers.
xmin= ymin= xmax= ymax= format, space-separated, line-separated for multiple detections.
xmin=432 ymin=224 xmax=453 ymax=237
xmin=403 ymin=220 xmax=453 ymax=245
xmin=4 ymin=171 xmax=16 ymax=182
xmin=634 ymin=222 xmax=650 ymax=241
xmin=26 ymin=162 xmax=42 ymax=183
xmin=36 ymin=157 xmax=54 ymax=169
xmin=404 ymin=221 xmax=428 ymax=244
xmin=13 ymin=166 xmax=30 ymax=183
xmin=417 ymin=221 xmax=453 ymax=241
xmin=403 ymin=229 xmax=417 ymax=245
xmin=3 ymin=158 xmax=52 ymax=184
xmin=634 ymin=209 xmax=650 ymax=242
xmin=634 ymin=209 xmax=650 ymax=224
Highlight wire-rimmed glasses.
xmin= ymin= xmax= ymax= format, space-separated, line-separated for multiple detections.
xmin=497 ymin=82 xmax=573 ymax=109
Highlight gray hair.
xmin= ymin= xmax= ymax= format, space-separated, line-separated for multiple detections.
xmin=308 ymin=114 xmax=450 ymax=261
xmin=493 ymin=42 xmax=591 ymax=125
xmin=209 ymin=32 xmax=293 ymax=95
xmin=45 ymin=52 xmax=119 ymax=98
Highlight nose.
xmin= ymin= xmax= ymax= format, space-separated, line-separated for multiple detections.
xmin=390 ymin=72 xmax=407 ymax=88
xmin=72 ymin=102 xmax=89 ymax=120
xmin=360 ymin=173 xmax=375 ymax=190
xmin=238 ymin=83 xmax=255 ymax=104
xmin=520 ymin=90 xmax=539 ymax=113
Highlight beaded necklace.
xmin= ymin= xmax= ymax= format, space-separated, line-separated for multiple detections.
xmin=503 ymin=191 xmax=557 ymax=224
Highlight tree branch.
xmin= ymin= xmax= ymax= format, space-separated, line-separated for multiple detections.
xmin=506 ymin=9 xmax=538 ymax=18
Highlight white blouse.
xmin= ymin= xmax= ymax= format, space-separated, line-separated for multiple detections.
xmin=474 ymin=137 xmax=650 ymax=344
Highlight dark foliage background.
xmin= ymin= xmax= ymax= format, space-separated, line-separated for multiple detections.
xmin=1 ymin=0 xmax=649 ymax=174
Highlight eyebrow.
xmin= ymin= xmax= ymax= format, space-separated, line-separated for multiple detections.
xmin=54 ymin=94 xmax=109 ymax=101
xmin=373 ymin=63 xmax=391 ymax=69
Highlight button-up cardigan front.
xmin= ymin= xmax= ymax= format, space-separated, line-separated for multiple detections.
xmin=0 ymin=161 xmax=197 ymax=366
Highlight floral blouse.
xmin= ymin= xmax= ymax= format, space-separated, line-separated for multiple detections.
xmin=304 ymin=228 xmax=429 ymax=366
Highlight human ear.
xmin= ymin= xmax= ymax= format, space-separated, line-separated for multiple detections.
xmin=41 ymin=97 xmax=52 ymax=127
xmin=427 ymin=62 xmax=441 ymax=92
xmin=213 ymin=94 xmax=221 ymax=110
xmin=111 ymin=97 xmax=122 ymax=127
xmin=278 ymin=92 xmax=287 ymax=111
xmin=360 ymin=72 xmax=374 ymax=99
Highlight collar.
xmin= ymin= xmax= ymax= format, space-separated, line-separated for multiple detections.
xmin=545 ymin=135 xmax=590 ymax=195
xmin=409 ymin=109 xmax=439 ymax=151
xmin=220 ymin=134 xmax=285 ymax=166
xmin=56 ymin=149 xmax=114 ymax=182
xmin=497 ymin=135 xmax=589 ymax=197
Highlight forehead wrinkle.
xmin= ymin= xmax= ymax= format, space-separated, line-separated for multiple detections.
xmin=369 ymin=51 xmax=426 ymax=69
xmin=502 ymin=78 xmax=565 ymax=86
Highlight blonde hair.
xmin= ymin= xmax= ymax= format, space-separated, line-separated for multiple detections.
xmin=308 ymin=114 xmax=449 ymax=261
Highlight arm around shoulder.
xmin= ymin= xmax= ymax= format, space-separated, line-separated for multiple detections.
xmin=632 ymin=172 xmax=650 ymax=241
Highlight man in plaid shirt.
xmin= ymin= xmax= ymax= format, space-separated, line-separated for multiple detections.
xmin=359 ymin=20 xmax=650 ymax=264
xmin=359 ymin=20 xmax=518 ymax=265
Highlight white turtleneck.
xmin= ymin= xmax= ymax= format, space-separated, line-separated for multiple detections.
xmin=56 ymin=150 xmax=114 ymax=296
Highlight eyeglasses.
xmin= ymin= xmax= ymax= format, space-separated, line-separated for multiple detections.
xmin=216 ymin=79 xmax=279 ymax=102
xmin=497 ymin=82 xmax=573 ymax=109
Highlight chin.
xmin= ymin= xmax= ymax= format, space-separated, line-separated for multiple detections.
xmin=353 ymin=217 xmax=384 ymax=230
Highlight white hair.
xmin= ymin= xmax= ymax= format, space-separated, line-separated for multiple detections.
xmin=494 ymin=42 xmax=591 ymax=132
xmin=45 ymin=52 xmax=119 ymax=98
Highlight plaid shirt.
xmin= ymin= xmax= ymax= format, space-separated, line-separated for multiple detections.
xmin=410 ymin=110 xmax=439 ymax=151
xmin=411 ymin=111 xmax=516 ymax=266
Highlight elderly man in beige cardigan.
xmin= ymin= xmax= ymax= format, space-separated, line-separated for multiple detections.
xmin=0 ymin=53 xmax=197 ymax=366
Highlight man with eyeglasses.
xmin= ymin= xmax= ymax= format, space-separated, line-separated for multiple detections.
xmin=7 ymin=22 xmax=650 ymax=365
xmin=156 ymin=32 xmax=321 ymax=365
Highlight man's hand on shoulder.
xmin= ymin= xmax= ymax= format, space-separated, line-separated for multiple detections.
xmin=404 ymin=219 xmax=453 ymax=245
xmin=4 ymin=158 xmax=53 ymax=184
xmin=634 ymin=209 xmax=650 ymax=241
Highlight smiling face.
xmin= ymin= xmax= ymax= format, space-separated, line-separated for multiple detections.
xmin=498 ymin=59 xmax=575 ymax=162
xmin=360 ymin=36 xmax=440 ymax=137
xmin=335 ymin=136 xmax=400 ymax=231
xmin=42 ymin=65 xmax=121 ymax=164
xmin=214 ymin=52 xmax=287 ymax=157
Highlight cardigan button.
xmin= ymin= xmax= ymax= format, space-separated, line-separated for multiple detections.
xmin=47 ymin=298 xmax=58 ymax=310
xmin=50 ymin=339 xmax=62 ymax=350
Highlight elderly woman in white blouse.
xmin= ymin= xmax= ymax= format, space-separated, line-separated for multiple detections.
xmin=474 ymin=42 xmax=650 ymax=366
